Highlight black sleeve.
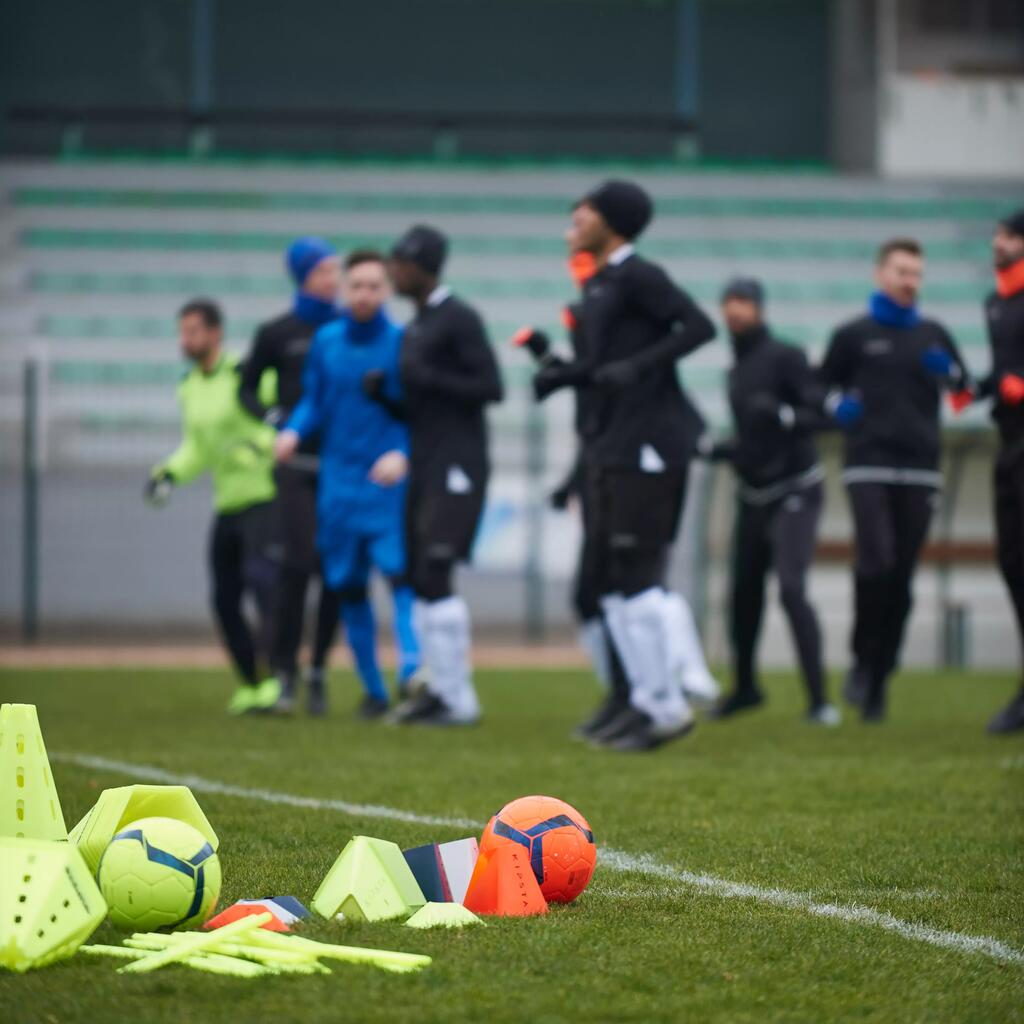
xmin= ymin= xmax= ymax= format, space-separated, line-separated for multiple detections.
xmin=780 ymin=345 xmax=831 ymax=431
xmin=934 ymin=322 xmax=974 ymax=392
xmin=818 ymin=324 xmax=856 ymax=392
xmin=238 ymin=325 xmax=276 ymax=421
xmin=623 ymin=263 xmax=716 ymax=371
xmin=407 ymin=308 xmax=504 ymax=406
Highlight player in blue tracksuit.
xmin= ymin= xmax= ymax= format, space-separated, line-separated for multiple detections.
xmin=275 ymin=249 xmax=419 ymax=717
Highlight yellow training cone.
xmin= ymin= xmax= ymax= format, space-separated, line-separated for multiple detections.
xmin=0 ymin=704 xmax=67 ymax=841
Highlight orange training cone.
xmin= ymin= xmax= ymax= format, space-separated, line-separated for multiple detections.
xmin=462 ymin=844 xmax=548 ymax=918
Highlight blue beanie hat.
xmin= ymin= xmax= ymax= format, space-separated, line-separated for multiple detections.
xmin=286 ymin=237 xmax=337 ymax=286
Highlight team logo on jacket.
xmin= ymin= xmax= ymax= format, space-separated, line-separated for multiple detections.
xmin=286 ymin=337 xmax=311 ymax=356
xmin=864 ymin=338 xmax=893 ymax=356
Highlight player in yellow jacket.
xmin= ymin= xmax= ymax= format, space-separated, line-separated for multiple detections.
xmin=146 ymin=298 xmax=283 ymax=714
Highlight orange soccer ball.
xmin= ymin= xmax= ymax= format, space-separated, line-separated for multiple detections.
xmin=479 ymin=795 xmax=596 ymax=904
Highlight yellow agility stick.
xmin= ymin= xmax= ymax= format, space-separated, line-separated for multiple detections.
xmin=82 ymin=943 xmax=270 ymax=978
xmin=243 ymin=929 xmax=432 ymax=973
xmin=118 ymin=912 xmax=273 ymax=974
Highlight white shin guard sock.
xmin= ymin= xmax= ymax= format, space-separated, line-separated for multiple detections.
xmin=578 ymin=617 xmax=611 ymax=689
xmin=660 ymin=590 xmax=720 ymax=703
xmin=420 ymin=595 xmax=480 ymax=721
xmin=619 ymin=588 xmax=691 ymax=731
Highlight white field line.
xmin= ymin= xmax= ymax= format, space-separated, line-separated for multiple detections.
xmin=53 ymin=751 xmax=1024 ymax=968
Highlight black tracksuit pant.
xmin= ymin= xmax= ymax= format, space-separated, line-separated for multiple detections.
xmin=847 ymin=481 xmax=936 ymax=704
xmin=209 ymin=501 xmax=280 ymax=686
xmin=995 ymin=440 xmax=1024 ymax=664
xmin=730 ymin=482 xmax=825 ymax=710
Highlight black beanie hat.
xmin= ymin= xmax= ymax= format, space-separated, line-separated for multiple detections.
xmin=391 ymin=224 xmax=448 ymax=275
xmin=579 ymin=179 xmax=654 ymax=241
xmin=1001 ymin=209 xmax=1024 ymax=239
xmin=720 ymin=276 xmax=765 ymax=308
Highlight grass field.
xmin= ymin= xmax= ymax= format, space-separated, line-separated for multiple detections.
xmin=1 ymin=665 xmax=1022 ymax=1023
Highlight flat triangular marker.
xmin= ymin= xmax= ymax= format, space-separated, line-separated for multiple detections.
xmin=462 ymin=844 xmax=548 ymax=917
xmin=405 ymin=902 xmax=483 ymax=930
xmin=0 ymin=704 xmax=67 ymax=841
xmin=312 ymin=836 xmax=425 ymax=922
xmin=0 ymin=837 xmax=106 ymax=971
xmin=69 ymin=785 xmax=218 ymax=874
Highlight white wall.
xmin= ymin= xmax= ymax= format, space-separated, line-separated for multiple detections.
xmin=880 ymin=73 xmax=1024 ymax=179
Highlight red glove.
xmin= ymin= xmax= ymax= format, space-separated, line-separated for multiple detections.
xmin=999 ymin=374 xmax=1024 ymax=405
xmin=561 ymin=306 xmax=578 ymax=332
xmin=947 ymin=389 xmax=975 ymax=414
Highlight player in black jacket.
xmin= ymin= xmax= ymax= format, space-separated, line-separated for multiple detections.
xmin=707 ymin=278 xmax=839 ymax=725
xmin=820 ymin=238 xmax=970 ymax=721
xmin=978 ymin=210 xmax=1024 ymax=734
xmin=238 ymin=237 xmax=343 ymax=716
xmin=382 ymin=225 xmax=504 ymax=726
xmin=533 ymin=180 xmax=716 ymax=751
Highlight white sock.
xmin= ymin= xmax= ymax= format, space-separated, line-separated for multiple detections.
xmin=578 ymin=617 xmax=611 ymax=689
xmin=620 ymin=588 xmax=691 ymax=730
xmin=420 ymin=596 xmax=480 ymax=721
xmin=660 ymin=590 xmax=720 ymax=703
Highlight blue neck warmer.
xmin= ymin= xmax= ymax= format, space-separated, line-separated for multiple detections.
xmin=347 ymin=308 xmax=388 ymax=343
xmin=869 ymin=290 xmax=919 ymax=329
xmin=293 ymin=292 xmax=338 ymax=326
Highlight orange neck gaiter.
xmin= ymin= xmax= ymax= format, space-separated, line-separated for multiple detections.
xmin=996 ymin=259 xmax=1024 ymax=299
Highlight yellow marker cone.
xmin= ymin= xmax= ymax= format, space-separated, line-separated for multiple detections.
xmin=69 ymin=785 xmax=218 ymax=874
xmin=0 ymin=837 xmax=107 ymax=972
xmin=312 ymin=836 xmax=425 ymax=922
xmin=0 ymin=704 xmax=66 ymax=841
xmin=405 ymin=902 xmax=483 ymax=930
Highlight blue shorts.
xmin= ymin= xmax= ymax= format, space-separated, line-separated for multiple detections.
xmin=320 ymin=527 xmax=406 ymax=590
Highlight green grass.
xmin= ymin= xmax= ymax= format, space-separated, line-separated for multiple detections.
xmin=1 ymin=666 xmax=1022 ymax=1023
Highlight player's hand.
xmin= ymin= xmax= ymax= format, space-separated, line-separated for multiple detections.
xmin=921 ymin=347 xmax=954 ymax=377
xmin=746 ymin=393 xmax=792 ymax=429
xmin=550 ymin=483 xmax=573 ymax=511
xmin=532 ymin=359 xmax=568 ymax=401
xmin=263 ymin=405 xmax=285 ymax=427
xmin=143 ymin=471 xmax=173 ymax=508
xmin=512 ymin=327 xmax=552 ymax=363
xmin=362 ymin=370 xmax=386 ymax=400
xmin=947 ymin=389 xmax=975 ymax=414
xmin=592 ymin=359 xmax=639 ymax=391
xmin=999 ymin=373 xmax=1024 ymax=406
xmin=274 ymin=430 xmax=300 ymax=463
xmin=369 ymin=449 xmax=409 ymax=487
xmin=828 ymin=391 xmax=864 ymax=428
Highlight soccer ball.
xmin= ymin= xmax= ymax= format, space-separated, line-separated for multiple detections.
xmin=479 ymin=795 xmax=596 ymax=904
xmin=96 ymin=816 xmax=221 ymax=932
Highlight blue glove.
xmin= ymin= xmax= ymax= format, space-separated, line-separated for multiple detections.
xmin=921 ymin=347 xmax=954 ymax=377
xmin=831 ymin=394 xmax=863 ymax=428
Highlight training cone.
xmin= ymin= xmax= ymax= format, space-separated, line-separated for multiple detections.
xmin=312 ymin=836 xmax=425 ymax=922
xmin=462 ymin=844 xmax=548 ymax=917
xmin=0 ymin=837 xmax=106 ymax=972
xmin=69 ymin=785 xmax=218 ymax=874
xmin=405 ymin=902 xmax=483 ymax=930
xmin=0 ymin=704 xmax=67 ymax=841
xmin=403 ymin=836 xmax=479 ymax=903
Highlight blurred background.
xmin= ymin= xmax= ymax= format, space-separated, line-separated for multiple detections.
xmin=1 ymin=0 xmax=1021 ymax=668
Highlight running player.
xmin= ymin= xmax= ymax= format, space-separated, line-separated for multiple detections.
xmin=275 ymin=250 xmax=420 ymax=718
xmin=532 ymin=180 xmax=716 ymax=751
xmin=146 ymin=299 xmax=281 ymax=714
xmin=238 ymin=237 xmax=343 ymax=715
xmin=820 ymin=238 xmax=971 ymax=721
xmin=384 ymin=225 xmax=504 ymax=726
xmin=708 ymin=278 xmax=839 ymax=725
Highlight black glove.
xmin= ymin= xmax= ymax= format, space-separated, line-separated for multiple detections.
xmin=513 ymin=328 xmax=552 ymax=364
xmin=532 ymin=358 xmax=568 ymax=401
xmin=550 ymin=483 xmax=572 ymax=510
xmin=592 ymin=359 xmax=639 ymax=391
xmin=144 ymin=470 xmax=173 ymax=508
xmin=362 ymin=370 xmax=386 ymax=399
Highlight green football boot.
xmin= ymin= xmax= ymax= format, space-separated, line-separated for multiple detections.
xmin=250 ymin=677 xmax=283 ymax=712
xmin=226 ymin=685 xmax=258 ymax=716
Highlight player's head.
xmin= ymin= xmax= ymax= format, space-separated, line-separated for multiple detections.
xmin=569 ymin=180 xmax=653 ymax=256
xmin=720 ymin=277 xmax=765 ymax=336
xmin=389 ymin=224 xmax=448 ymax=299
xmin=993 ymin=210 xmax=1024 ymax=270
xmin=344 ymin=249 xmax=390 ymax=322
xmin=286 ymin=236 xmax=342 ymax=302
xmin=874 ymin=238 xmax=923 ymax=307
xmin=177 ymin=298 xmax=223 ymax=364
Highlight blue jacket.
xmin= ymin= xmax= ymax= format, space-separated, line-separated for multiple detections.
xmin=286 ymin=310 xmax=408 ymax=538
